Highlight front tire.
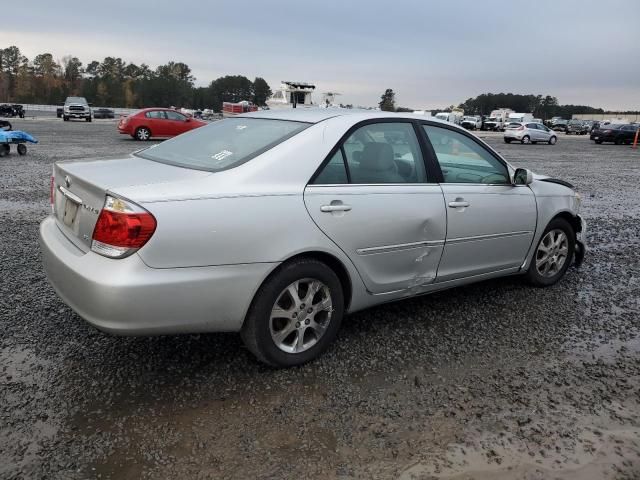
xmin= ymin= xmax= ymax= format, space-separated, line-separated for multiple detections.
xmin=86 ymin=116 xmax=92 ymax=122
xmin=135 ymin=127 xmax=151 ymax=141
xmin=521 ymin=135 xmax=531 ymax=144
xmin=549 ymin=136 xmax=557 ymax=145
xmin=526 ymin=218 xmax=575 ymax=287
xmin=17 ymin=144 xmax=27 ymax=155
xmin=63 ymin=116 xmax=69 ymax=121
xmin=241 ymin=258 xmax=344 ymax=367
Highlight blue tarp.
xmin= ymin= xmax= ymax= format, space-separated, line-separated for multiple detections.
xmin=0 ymin=130 xmax=38 ymax=144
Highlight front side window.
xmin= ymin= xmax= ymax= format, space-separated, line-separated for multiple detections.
xmin=423 ymin=125 xmax=510 ymax=184
xmin=526 ymin=123 xmax=538 ymax=129
xmin=166 ymin=110 xmax=187 ymax=121
xmin=137 ymin=117 xmax=309 ymax=172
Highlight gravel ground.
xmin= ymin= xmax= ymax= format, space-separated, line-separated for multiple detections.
xmin=1 ymin=118 xmax=639 ymax=480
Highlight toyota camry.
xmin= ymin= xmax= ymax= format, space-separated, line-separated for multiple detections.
xmin=40 ymin=110 xmax=586 ymax=367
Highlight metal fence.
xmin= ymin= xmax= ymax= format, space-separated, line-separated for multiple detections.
xmin=20 ymin=103 xmax=139 ymax=116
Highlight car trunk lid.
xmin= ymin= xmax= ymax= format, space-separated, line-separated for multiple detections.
xmin=52 ymin=156 xmax=210 ymax=252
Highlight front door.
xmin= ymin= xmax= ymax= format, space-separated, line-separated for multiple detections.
xmin=165 ymin=110 xmax=190 ymax=135
xmin=421 ymin=124 xmax=537 ymax=282
xmin=304 ymin=121 xmax=447 ymax=294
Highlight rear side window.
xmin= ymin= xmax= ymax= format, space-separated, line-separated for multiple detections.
xmin=526 ymin=123 xmax=537 ymax=129
xmin=137 ymin=118 xmax=309 ymax=172
xmin=313 ymin=150 xmax=348 ymax=184
xmin=146 ymin=110 xmax=166 ymax=119
xmin=313 ymin=122 xmax=426 ymax=184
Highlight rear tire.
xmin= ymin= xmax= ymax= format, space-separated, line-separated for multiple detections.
xmin=135 ymin=127 xmax=151 ymax=141
xmin=595 ymin=140 xmax=603 ymax=144
xmin=526 ymin=218 xmax=575 ymax=287
xmin=86 ymin=117 xmax=92 ymax=123
xmin=241 ymin=258 xmax=345 ymax=367
xmin=504 ymin=138 xmax=512 ymax=144
xmin=63 ymin=116 xmax=69 ymax=121
xmin=0 ymin=144 xmax=9 ymax=157
xmin=521 ymin=135 xmax=530 ymax=144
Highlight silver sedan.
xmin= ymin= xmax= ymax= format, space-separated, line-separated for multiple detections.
xmin=504 ymin=122 xmax=558 ymax=145
xmin=40 ymin=110 xmax=586 ymax=367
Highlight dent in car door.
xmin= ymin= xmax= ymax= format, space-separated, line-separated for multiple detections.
xmin=304 ymin=184 xmax=447 ymax=294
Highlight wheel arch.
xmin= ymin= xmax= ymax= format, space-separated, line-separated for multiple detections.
xmin=253 ymin=250 xmax=354 ymax=315
xmin=550 ymin=210 xmax=582 ymax=235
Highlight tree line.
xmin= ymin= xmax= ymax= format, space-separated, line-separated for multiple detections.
xmin=379 ymin=89 xmax=610 ymax=119
xmin=0 ymin=45 xmax=272 ymax=111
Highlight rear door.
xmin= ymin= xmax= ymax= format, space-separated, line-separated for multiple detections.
xmin=525 ymin=123 xmax=541 ymax=141
xmin=304 ymin=121 xmax=447 ymax=294
xmin=421 ymin=124 xmax=537 ymax=282
xmin=145 ymin=110 xmax=169 ymax=136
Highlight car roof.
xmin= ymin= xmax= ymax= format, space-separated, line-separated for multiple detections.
xmin=239 ymin=108 xmax=450 ymax=125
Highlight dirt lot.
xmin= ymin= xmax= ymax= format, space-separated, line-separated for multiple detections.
xmin=1 ymin=117 xmax=639 ymax=480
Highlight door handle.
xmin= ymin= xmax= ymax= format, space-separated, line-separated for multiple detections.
xmin=448 ymin=200 xmax=470 ymax=208
xmin=320 ymin=204 xmax=352 ymax=212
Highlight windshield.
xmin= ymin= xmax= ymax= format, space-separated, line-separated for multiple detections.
xmin=487 ymin=117 xmax=498 ymax=122
xmin=65 ymin=97 xmax=88 ymax=105
xmin=136 ymin=117 xmax=310 ymax=172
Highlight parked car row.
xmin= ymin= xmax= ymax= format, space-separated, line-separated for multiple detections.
xmin=56 ymin=98 xmax=115 ymax=120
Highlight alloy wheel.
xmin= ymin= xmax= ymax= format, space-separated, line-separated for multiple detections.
xmin=269 ymin=278 xmax=333 ymax=354
xmin=535 ymin=229 xmax=569 ymax=277
xmin=137 ymin=128 xmax=150 ymax=141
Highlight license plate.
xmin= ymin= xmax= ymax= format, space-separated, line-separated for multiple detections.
xmin=594 ymin=136 xmax=599 ymax=140
xmin=62 ymin=198 xmax=79 ymax=227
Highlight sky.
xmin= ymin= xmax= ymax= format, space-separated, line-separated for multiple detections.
xmin=1 ymin=0 xmax=639 ymax=110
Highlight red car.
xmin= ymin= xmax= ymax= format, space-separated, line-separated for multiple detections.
xmin=118 ymin=108 xmax=206 ymax=140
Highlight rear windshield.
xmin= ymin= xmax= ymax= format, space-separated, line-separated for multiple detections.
xmin=136 ymin=117 xmax=310 ymax=172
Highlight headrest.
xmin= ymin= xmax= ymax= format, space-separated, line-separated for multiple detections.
xmin=360 ymin=143 xmax=395 ymax=171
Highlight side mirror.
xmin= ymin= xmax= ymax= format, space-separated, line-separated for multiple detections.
xmin=514 ymin=168 xmax=533 ymax=186
xmin=185 ymin=117 xmax=191 ymax=122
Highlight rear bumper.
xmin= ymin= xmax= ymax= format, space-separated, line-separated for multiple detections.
xmin=39 ymin=216 xmax=276 ymax=335
xmin=504 ymin=131 xmax=523 ymax=140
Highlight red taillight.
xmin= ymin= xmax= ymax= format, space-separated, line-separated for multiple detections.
xmin=91 ymin=195 xmax=156 ymax=258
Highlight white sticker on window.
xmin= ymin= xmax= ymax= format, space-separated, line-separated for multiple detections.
xmin=211 ymin=150 xmax=233 ymax=162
